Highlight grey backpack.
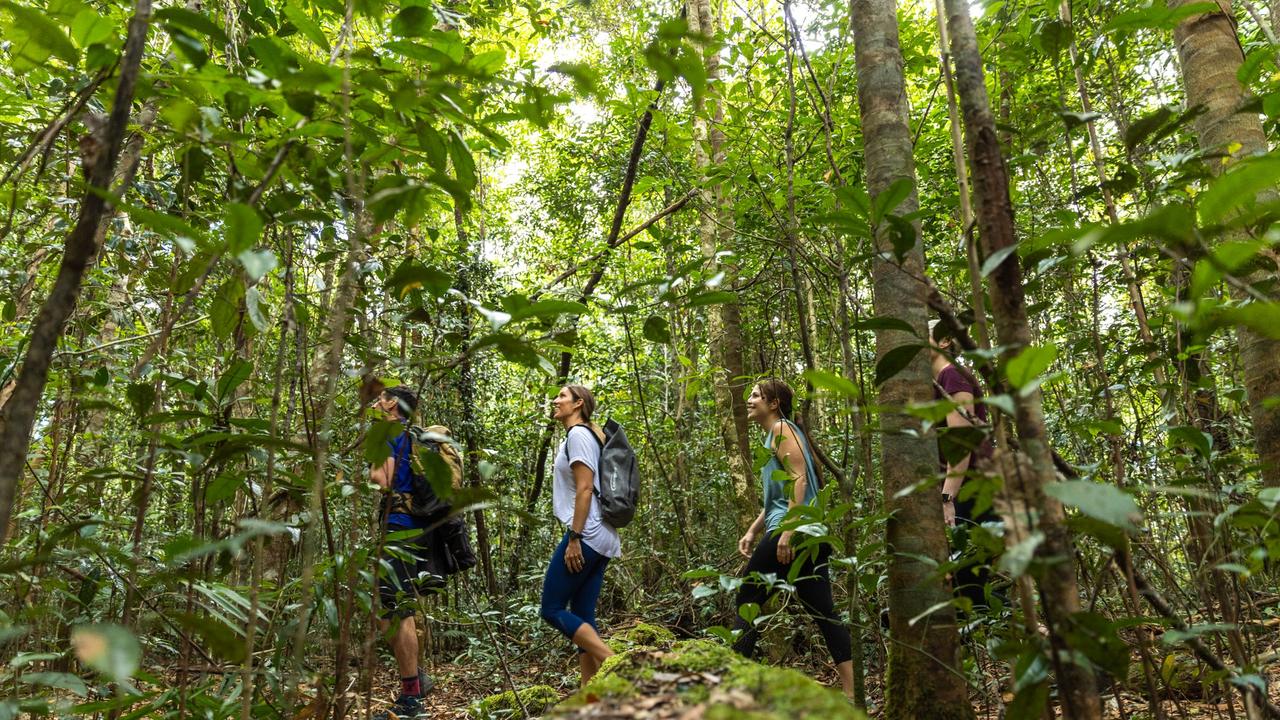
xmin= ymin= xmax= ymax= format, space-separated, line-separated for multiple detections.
xmin=573 ymin=419 xmax=639 ymax=528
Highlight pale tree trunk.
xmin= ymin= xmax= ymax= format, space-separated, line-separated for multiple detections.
xmin=688 ymin=0 xmax=756 ymax=528
xmin=850 ymin=1 xmax=971 ymax=717
xmin=1171 ymin=0 xmax=1280 ymax=489
xmin=943 ymin=0 xmax=1103 ymax=717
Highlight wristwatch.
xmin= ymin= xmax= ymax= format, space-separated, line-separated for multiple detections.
xmin=940 ymin=493 xmax=954 ymax=503
xmin=568 ymin=529 xmax=585 ymax=540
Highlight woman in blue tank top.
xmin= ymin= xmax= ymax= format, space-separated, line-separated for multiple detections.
xmin=732 ymin=380 xmax=854 ymax=699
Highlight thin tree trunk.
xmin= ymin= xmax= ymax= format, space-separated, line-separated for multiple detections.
xmin=688 ymin=0 xmax=756 ymax=529
xmin=455 ymin=203 xmax=499 ymax=597
xmin=943 ymin=0 xmax=1103 ymax=717
xmin=850 ymin=1 xmax=972 ymax=717
xmin=933 ymin=0 xmax=988 ymax=350
xmin=0 ymin=0 xmax=153 ymax=534
xmin=1171 ymin=0 xmax=1280 ymax=489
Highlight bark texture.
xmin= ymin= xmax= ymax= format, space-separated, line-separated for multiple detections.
xmin=688 ymin=0 xmax=756 ymax=528
xmin=850 ymin=1 xmax=971 ymax=717
xmin=0 ymin=0 xmax=153 ymax=536
xmin=1172 ymin=0 xmax=1280 ymax=487
xmin=943 ymin=0 xmax=1102 ymax=717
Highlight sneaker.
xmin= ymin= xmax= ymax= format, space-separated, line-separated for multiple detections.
xmin=373 ymin=693 xmax=426 ymax=720
xmin=418 ymin=668 xmax=435 ymax=695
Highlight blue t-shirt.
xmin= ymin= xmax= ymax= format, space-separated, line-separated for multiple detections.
xmin=761 ymin=420 xmax=819 ymax=533
xmin=387 ymin=429 xmax=423 ymax=530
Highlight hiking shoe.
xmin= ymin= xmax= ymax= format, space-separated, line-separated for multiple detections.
xmin=373 ymin=693 xmax=426 ymax=720
xmin=418 ymin=668 xmax=435 ymax=695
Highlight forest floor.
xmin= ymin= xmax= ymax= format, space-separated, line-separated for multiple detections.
xmin=344 ymin=617 xmax=1280 ymax=719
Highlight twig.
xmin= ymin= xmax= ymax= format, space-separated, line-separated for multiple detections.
xmin=55 ymin=315 xmax=208 ymax=357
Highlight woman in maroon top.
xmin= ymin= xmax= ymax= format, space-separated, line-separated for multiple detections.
xmin=929 ymin=320 xmax=999 ymax=611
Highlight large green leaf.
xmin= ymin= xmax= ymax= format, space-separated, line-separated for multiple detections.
xmin=1004 ymin=343 xmax=1057 ymax=391
xmin=71 ymin=624 xmax=140 ymax=683
xmin=874 ymin=343 xmax=924 ymax=386
xmin=1044 ymin=480 xmax=1141 ymax=530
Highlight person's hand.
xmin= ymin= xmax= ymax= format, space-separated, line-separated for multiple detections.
xmin=943 ymin=499 xmax=956 ymax=528
xmin=565 ymin=538 xmax=585 ymax=573
xmin=776 ymin=530 xmax=795 ymax=565
xmin=738 ymin=530 xmax=757 ymax=558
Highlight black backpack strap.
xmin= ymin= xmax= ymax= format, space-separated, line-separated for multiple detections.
xmin=569 ymin=423 xmax=604 ymax=448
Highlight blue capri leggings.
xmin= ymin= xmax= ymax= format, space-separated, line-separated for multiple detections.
xmin=540 ymin=531 xmax=610 ymax=644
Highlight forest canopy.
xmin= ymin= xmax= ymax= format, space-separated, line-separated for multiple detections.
xmin=1 ymin=0 xmax=1280 ymax=717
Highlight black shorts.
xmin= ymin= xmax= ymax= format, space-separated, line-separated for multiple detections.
xmin=379 ymin=525 xmax=429 ymax=619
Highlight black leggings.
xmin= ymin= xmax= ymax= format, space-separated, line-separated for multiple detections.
xmin=731 ymin=532 xmax=853 ymax=665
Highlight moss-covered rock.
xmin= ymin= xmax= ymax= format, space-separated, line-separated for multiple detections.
xmin=549 ymin=637 xmax=865 ymax=719
xmin=469 ymin=684 xmax=560 ymax=719
xmin=614 ymin=622 xmax=678 ymax=647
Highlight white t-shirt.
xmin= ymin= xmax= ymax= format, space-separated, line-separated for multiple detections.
xmin=552 ymin=426 xmax=622 ymax=558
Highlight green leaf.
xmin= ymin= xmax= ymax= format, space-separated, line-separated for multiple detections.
xmin=449 ymin=133 xmax=476 ymax=193
xmin=870 ymin=177 xmax=913 ymax=225
xmin=237 ymin=249 xmax=277 ymax=284
xmin=509 ymin=299 xmax=587 ymax=323
xmin=980 ymin=244 xmax=1019 ymax=278
xmin=1161 ymin=623 xmax=1236 ymax=646
xmin=999 ymin=531 xmax=1044 ymax=578
xmin=365 ymin=420 xmax=401 ymax=465
xmin=244 ymin=287 xmax=268 ymax=332
xmin=154 ymin=7 xmax=230 ymax=46
xmin=386 ymin=260 xmax=452 ymax=298
xmin=210 ymin=278 xmax=246 ymax=341
xmin=216 ymin=359 xmax=253 ymax=400
xmin=205 ymin=471 xmax=245 ymax=504
xmin=0 ymin=1 xmax=79 ymax=66
xmin=70 ymin=8 xmax=113 ymax=48
xmin=390 ymin=5 xmax=433 ymax=37
xmin=642 ymin=316 xmax=670 ymax=343
xmin=1198 ymin=156 xmax=1280 ymax=223
xmin=467 ymin=48 xmax=505 ymax=76
xmin=874 ymin=343 xmax=925 ymax=386
xmin=71 ymin=624 xmax=140 ymax=683
xmin=802 ymin=369 xmax=860 ymax=399
xmin=224 ymin=203 xmax=263 ymax=255
xmin=126 ymin=382 xmax=156 ymax=420
xmin=851 ymin=316 xmax=917 ymax=335
xmin=1167 ymin=425 xmax=1213 ymax=459
xmin=1004 ymin=343 xmax=1057 ymax=390
xmin=686 ymin=290 xmax=736 ymax=307
xmin=281 ymin=4 xmax=329 ymax=51
xmin=1044 ymin=480 xmax=1141 ymax=530
xmin=20 ymin=672 xmax=88 ymax=697
xmin=174 ymin=613 xmax=246 ymax=664
xmin=1103 ymin=2 xmax=1218 ymax=33
xmin=1123 ymin=106 xmax=1174 ymax=150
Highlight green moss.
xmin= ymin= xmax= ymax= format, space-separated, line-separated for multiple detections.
xmin=614 ymin=622 xmax=677 ymax=647
xmin=666 ymin=639 xmax=745 ymax=673
xmin=726 ymin=662 xmax=860 ymax=718
xmin=469 ymin=684 xmax=559 ymax=719
xmin=558 ymin=671 xmax=638 ymax=709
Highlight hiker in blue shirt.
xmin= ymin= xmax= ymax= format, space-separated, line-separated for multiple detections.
xmin=369 ymin=386 xmax=433 ymax=720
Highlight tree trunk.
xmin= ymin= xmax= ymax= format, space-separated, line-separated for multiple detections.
xmin=943 ymin=0 xmax=1103 ymax=717
xmin=688 ymin=0 xmax=756 ymax=529
xmin=455 ymin=203 xmax=499 ymax=598
xmin=850 ymin=1 xmax=972 ymax=717
xmin=0 ymin=0 xmax=153 ymax=536
xmin=1171 ymin=0 xmax=1280 ymax=487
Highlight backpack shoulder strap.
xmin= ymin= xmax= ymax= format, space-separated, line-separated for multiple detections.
xmin=569 ymin=423 xmax=604 ymax=448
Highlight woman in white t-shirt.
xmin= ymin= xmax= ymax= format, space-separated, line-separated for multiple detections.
xmin=539 ymin=384 xmax=621 ymax=686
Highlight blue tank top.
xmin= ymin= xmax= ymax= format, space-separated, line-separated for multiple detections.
xmin=761 ymin=419 xmax=820 ymax=532
xmin=387 ymin=429 xmax=423 ymax=529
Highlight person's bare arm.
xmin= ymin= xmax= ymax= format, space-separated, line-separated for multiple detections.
xmin=773 ymin=424 xmax=809 ymax=564
xmin=564 ymin=461 xmax=595 ymax=572
xmin=739 ymin=510 xmax=766 ymax=557
xmin=941 ymin=390 xmax=975 ymax=526
xmin=370 ymin=455 xmax=395 ymax=490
